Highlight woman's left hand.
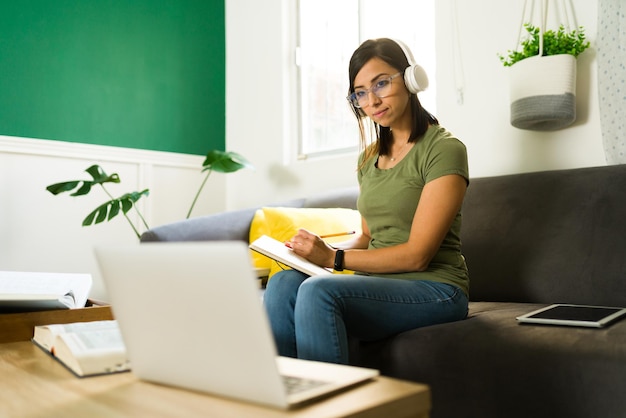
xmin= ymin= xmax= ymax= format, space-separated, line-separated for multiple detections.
xmin=287 ymin=229 xmax=335 ymax=268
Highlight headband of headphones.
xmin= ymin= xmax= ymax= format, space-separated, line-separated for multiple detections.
xmin=392 ymin=39 xmax=429 ymax=94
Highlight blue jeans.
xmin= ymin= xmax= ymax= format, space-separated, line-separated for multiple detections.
xmin=263 ymin=270 xmax=468 ymax=364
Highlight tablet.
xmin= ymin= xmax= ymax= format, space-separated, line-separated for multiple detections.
xmin=516 ymin=304 xmax=626 ymax=328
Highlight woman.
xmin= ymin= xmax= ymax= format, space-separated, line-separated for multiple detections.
xmin=264 ymin=38 xmax=469 ymax=365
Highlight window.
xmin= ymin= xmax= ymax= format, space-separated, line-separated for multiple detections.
xmin=296 ymin=0 xmax=436 ymax=159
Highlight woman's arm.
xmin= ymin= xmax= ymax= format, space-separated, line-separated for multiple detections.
xmin=290 ymin=174 xmax=467 ymax=272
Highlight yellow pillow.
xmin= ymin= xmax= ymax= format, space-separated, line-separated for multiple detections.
xmin=249 ymin=209 xmax=271 ymax=272
xmin=249 ymin=207 xmax=361 ymax=278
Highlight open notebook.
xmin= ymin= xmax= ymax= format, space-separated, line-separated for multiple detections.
xmin=249 ymin=234 xmax=334 ymax=276
xmin=94 ymin=242 xmax=378 ymax=409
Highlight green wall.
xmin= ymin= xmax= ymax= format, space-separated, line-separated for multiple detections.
xmin=0 ymin=0 xmax=225 ymax=155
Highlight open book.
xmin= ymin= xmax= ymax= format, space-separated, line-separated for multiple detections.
xmin=249 ymin=235 xmax=334 ymax=276
xmin=0 ymin=271 xmax=92 ymax=312
xmin=32 ymin=320 xmax=130 ymax=377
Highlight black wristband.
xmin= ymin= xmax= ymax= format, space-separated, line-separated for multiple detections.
xmin=334 ymin=249 xmax=345 ymax=271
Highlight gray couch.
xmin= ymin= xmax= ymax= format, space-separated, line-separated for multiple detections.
xmin=141 ymin=165 xmax=626 ymax=418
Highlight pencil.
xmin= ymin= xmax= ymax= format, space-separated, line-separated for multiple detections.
xmin=320 ymin=231 xmax=356 ymax=239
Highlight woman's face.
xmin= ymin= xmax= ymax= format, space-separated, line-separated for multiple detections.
xmin=352 ymin=57 xmax=411 ymax=129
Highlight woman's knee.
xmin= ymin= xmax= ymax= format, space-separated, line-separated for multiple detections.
xmin=295 ymin=276 xmax=342 ymax=309
xmin=264 ymin=270 xmax=308 ymax=306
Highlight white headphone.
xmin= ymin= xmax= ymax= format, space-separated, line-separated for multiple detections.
xmin=392 ymin=39 xmax=429 ymax=94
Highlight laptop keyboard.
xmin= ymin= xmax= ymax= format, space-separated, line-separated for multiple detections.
xmin=282 ymin=375 xmax=329 ymax=395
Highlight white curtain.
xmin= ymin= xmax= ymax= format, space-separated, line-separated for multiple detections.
xmin=597 ymin=0 xmax=626 ymax=164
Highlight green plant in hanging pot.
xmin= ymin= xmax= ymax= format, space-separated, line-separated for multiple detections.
xmin=499 ymin=23 xmax=590 ymax=67
xmin=498 ymin=23 xmax=590 ymax=131
xmin=46 ymin=150 xmax=253 ymax=239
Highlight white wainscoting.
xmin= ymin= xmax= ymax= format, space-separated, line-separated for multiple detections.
xmin=0 ymin=135 xmax=226 ymax=300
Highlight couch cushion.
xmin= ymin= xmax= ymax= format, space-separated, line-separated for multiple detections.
xmin=302 ymin=186 xmax=359 ymax=210
xmin=461 ymin=165 xmax=626 ymax=306
xmin=352 ymin=301 xmax=626 ymax=418
xmin=248 ymin=209 xmax=272 ymax=270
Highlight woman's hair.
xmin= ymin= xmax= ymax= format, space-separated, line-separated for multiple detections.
xmin=348 ymin=38 xmax=438 ymax=165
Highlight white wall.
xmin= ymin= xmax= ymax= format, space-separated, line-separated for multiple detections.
xmin=225 ymin=0 xmax=606 ymax=212
xmin=435 ymin=0 xmax=605 ymax=177
xmin=0 ymin=136 xmax=224 ymax=300
xmin=225 ymin=0 xmax=360 ymax=211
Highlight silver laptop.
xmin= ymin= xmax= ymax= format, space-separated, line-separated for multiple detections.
xmin=94 ymin=242 xmax=378 ymax=409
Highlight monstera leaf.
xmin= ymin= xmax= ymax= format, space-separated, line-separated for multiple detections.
xmin=201 ymin=150 xmax=254 ymax=173
xmin=83 ymin=189 xmax=150 ymax=226
xmin=46 ymin=165 xmax=149 ymax=238
xmin=46 ymin=165 xmax=121 ymax=196
xmin=187 ymin=150 xmax=254 ymax=218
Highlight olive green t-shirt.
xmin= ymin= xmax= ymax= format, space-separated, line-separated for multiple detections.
xmin=357 ymin=124 xmax=470 ymax=296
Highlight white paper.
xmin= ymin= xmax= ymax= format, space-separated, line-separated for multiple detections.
xmin=249 ymin=235 xmax=333 ymax=277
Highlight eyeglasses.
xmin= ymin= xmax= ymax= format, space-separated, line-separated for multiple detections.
xmin=347 ymin=72 xmax=403 ymax=108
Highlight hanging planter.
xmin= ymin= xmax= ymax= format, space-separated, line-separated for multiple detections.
xmin=498 ymin=1 xmax=590 ymax=131
xmin=509 ymin=52 xmax=577 ymax=131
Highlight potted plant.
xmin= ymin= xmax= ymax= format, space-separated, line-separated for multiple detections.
xmin=46 ymin=150 xmax=253 ymax=239
xmin=499 ymin=23 xmax=590 ymax=67
xmin=498 ymin=23 xmax=590 ymax=131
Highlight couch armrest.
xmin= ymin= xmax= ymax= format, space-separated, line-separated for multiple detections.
xmin=140 ymin=207 xmax=260 ymax=243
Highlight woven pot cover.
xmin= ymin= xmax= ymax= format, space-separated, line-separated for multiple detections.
xmin=509 ymin=54 xmax=577 ymax=131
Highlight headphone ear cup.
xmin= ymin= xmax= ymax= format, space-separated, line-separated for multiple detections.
xmin=404 ymin=64 xmax=429 ymax=94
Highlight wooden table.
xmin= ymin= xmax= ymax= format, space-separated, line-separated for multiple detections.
xmin=0 ymin=341 xmax=430 ymax=418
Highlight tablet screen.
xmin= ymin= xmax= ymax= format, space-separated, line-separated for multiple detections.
xmin=516 ymin=304 xmax=626 ymax=328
